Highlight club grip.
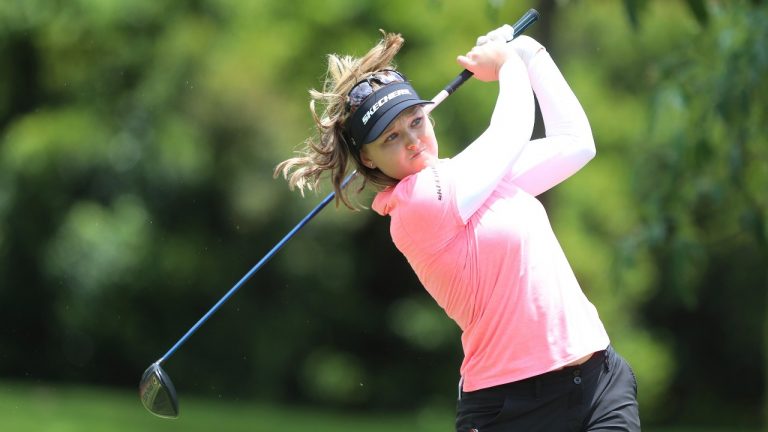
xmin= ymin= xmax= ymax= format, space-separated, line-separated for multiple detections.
xmin=511 ymin=8 xmax=540 ymax=40
xmin=442 ymin=8 xmax=539 ymax=96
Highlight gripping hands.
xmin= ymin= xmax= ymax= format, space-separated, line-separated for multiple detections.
xmin=479 ymin=25 xmax=546 ymax=66
xmin=457 ymin=25 xmax=546 ymax=82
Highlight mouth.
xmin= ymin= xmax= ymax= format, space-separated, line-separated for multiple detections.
xmin=410 ymin=148 xmax=425 ymax=159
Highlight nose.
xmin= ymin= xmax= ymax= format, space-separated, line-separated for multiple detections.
xmin=404 ymin=130 xmax=419 ymax=150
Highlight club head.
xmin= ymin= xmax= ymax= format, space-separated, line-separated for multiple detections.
xmin=139 ymin=362 xmax=179 ymax=419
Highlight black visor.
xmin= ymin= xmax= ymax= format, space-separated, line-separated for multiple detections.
xmin=345 ymin=82 xmax=433 ymax=148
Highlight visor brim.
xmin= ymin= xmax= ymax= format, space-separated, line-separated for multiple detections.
xmin=361 ymin=99 xmax=434 ymax=145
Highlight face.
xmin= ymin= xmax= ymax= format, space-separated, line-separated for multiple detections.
xmin=359 ymin=106 xmax=438 ymax=180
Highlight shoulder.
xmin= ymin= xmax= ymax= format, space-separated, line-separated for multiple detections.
xmin=373 ymin=162 xmax=454 ymax=212
xmin=376 ymin=163 xmax=463 ymax=238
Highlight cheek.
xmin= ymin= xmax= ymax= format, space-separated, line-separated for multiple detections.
xmin=361 ymin=147 xmax=379 ymax=164
xmin=424 ymin=131 xmax=438 ymax=152
xmin=423 ymin=123 xmax=437 ymax=142
xmin=368 ymin=146 xmax=397 ymax=169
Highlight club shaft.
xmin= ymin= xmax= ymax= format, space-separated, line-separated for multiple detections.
xmin=156 ymin=9 xmax=539 ymax=364
xmin=158 ymin=174 xmax=355 ymax=364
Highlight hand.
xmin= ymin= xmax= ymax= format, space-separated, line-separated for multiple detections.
xmin=476 ymin=24 xmax=514 ymax=46
xmin=476 ymin=26 xmax=546 ymax=67
xmin=456 ymin=40 xmax=511 ymax=82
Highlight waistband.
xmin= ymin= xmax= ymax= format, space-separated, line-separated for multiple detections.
xmin=459 ymin=346 xmax=612 ymax=400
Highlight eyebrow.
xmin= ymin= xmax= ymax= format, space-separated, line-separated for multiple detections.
xmin=381 ymin=107 xmax=421 ymax=136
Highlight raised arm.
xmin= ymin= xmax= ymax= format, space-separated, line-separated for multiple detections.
xmin=448 ymin=40 xmax=536 ymax=223
xmin=504 ymin=36 xmax=596 ymax=197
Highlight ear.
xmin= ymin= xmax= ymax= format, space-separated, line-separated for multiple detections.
xmin=359 ymin=148 xmax=376 ymax=169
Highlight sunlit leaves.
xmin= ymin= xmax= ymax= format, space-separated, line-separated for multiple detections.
xmin=387 ymin=296 xmax=458 ymax=350
xmin=1 ymin=107 xmax=111 ymax=176
xmin=300 ymin=348 xmax=367 ymax=404
xmin=45 ymin=195 xmax=152 ymax=304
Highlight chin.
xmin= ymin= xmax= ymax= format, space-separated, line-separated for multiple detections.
xmin=419 ymin=154 xmax=438 ymax=168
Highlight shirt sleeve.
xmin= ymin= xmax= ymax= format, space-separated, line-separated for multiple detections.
xmin=503 ymin=50 xmax=596 ymax=197
xmin=448 ymin=52 xmax=536 ymax=224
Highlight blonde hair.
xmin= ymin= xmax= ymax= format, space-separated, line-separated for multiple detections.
xmin=274 ymin=31 xmax=405 ymax=209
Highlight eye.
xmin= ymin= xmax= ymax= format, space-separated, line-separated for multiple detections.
xmin=411 ymin=116 xmax=423 ymax=128
xmin=385 ymin=132 xmax=399 ymax=142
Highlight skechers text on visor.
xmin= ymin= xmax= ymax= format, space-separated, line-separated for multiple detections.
xmin=345 ymin=82 xmax=433 ymax=148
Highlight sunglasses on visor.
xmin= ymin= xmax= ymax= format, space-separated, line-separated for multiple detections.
xmin=345 ymin=69 xmax=407 ymax=112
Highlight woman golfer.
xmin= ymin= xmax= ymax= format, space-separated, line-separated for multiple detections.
xmin=276 ymin=29 xmax=640 ymax=432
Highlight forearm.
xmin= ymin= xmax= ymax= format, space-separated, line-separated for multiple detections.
xmin=451 ymin=54 xmax=535 ymax=222
xmin=500 ymin=44 xmax=596 ymax=197
xmin=529 ymin=50 xmax=594 ymax=153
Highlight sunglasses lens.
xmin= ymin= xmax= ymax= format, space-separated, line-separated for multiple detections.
xmin=376 ymin=70 xmax=405 ymax=85
xmin=346 ymin=70 xmax=406 ymax=111
xmin=348 ymin=81 xmax=373 ymax=108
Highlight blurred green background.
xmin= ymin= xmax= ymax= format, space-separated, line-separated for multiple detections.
xmin=1 ymin=0 xmax=766 ymax=430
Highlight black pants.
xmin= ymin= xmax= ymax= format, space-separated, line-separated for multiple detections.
xmin=455 ymin=346 xmax=640 ymax=431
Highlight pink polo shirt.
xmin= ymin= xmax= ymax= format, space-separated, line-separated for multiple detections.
xmin=371 ymin=47 xmax=609 ymax=392
xmin=372 ymin=161 xmax=609 ymax=392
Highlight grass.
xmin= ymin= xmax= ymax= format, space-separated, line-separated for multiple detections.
xmin=0 ymin=381 xmax=453 ymax=432
xmin=0 ymin=380 xmax=760 ymax=431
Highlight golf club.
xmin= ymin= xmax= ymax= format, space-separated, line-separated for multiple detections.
xmin=139 ymin=8 xmax=539 ymax=419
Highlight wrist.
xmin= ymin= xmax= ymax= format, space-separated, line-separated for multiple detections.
xmin=498 ymin=52 xmax=527 ymax=81
xmin=510 ymin=35 xmax=545 ymax=67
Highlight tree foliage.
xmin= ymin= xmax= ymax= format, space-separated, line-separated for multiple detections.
xmin=624 ymin=0 xmax=767 ymax=425
xmin=0 ymin=0 xmax=765 ymax=428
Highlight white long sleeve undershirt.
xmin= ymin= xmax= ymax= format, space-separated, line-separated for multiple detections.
xmin=450 ymin=48 xmax=596 ymax=223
